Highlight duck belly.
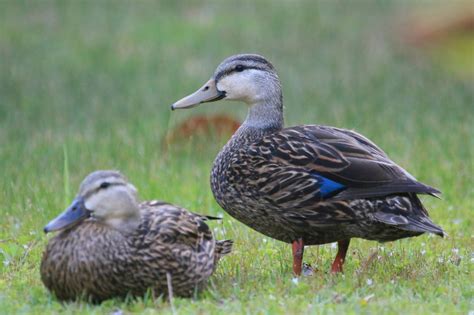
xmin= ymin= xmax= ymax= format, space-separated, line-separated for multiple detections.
xmin=214 ymin=193 xmax=437 ymax=245
xmin=40 ymin=223 xmax=137 ymax=302
xmin=41 ymin=221 xmax=217 ymax=301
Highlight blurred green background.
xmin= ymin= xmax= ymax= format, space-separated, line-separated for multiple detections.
xmin=0 ymin=1 xmax=472 ymax=314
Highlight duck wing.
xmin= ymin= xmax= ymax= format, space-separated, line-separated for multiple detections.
xmin=138 ymin=201 xmax=232 ymax=259
xmin=137 ymin=201 xmax=215 ymax=248
xmin=239 ymin=125 xmax=439 ymax=204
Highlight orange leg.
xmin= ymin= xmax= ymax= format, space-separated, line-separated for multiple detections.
xmin=292 ymin=238 xmax=304 ymax=276
xmin=331 ymin=239 xmax=350 ymax=273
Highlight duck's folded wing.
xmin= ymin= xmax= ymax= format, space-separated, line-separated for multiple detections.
xmin=140 ymin=202 xmax=215 ymax=249
xmin=240 ymin=125 xmax=439 ymax=203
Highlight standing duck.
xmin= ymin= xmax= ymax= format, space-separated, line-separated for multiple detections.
xmin=41 ymin=170 xmax=232 ymax=302
xmin=171 ymin=54 xmax=444 ymax=276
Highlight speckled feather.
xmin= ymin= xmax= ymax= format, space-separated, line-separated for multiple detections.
xmin=40 ymin=201 xmax=232 ymax=302
xmin=211 ymin=123 xmax=444 ymax=245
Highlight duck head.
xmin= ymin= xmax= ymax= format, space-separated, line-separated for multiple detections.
xmin=171 ymin=54 xmax=282 ymax=110
xmin=44 ymin=170 xmax=140 ymax=234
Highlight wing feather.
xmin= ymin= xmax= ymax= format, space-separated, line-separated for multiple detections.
xmin=236 ymin=125 xmax=439 ymax=207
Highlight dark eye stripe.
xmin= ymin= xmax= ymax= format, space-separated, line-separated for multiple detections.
xmin=99 ymin=182 xmax=110 ymax=189
xmin=216 ymin=65 xmax=269 ymax=81
xmin=96 ymin=182 xmax=121 ymax=192
xmin=233 ymin=55 xmax=274 ymax=69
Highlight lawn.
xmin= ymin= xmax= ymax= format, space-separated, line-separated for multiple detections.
xmin=0 ymin=1 xmax=472 ymax=314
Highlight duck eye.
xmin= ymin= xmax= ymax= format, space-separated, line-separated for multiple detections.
xmin=235 ymin=65 xmax=244 ymax=72
xmin=99 ymin=182 xmax=110 ymax=189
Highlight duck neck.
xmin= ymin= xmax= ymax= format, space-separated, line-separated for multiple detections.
xmin=239 ymin=97 xmax=284 ymax=140
xmin=105 ymin=212 xmax=141 ymax=235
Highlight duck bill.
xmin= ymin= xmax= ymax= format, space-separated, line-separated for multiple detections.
xmin=44 ymin=197 xmax=90 ymax=233
xmin=171 ymin=78 xmax=225 ymax=110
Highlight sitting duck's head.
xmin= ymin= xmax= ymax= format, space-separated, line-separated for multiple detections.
xmin=44 ymin=170 xmax=140 ymax=234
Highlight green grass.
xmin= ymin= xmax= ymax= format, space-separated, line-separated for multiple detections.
xmin=0 ymin=1 xmax=472 ymax=314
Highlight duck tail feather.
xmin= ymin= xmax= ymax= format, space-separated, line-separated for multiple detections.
xmin=214 ymin=240 xmax=233 ymax=261
xmin=404 ymin=215 xmax=445 ymax=237
xmin=204 ymin=215 xmax=223 ymax=221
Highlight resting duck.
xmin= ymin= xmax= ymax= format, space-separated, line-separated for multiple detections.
xmin=171 ymin=54 xmax=444 ymax=276
xmin=40 ymin=170 xmax=232 ymax=302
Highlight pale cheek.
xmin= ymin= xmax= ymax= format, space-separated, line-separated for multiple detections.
xmin=217 ymin=74 xmax=257 ymax=102
xmin=85 ymin=191 xmax=120 ymax=218
xmin=85 ymin=194 xmax=101 ymax=213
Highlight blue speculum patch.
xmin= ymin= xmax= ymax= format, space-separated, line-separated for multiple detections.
xmin=316 ymin=175 xmax=346 ymax=197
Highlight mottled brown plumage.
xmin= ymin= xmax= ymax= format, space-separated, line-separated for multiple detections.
xmin=40 ymin=171 xmax=232 ymax=302
xmin=171 ymin=54 xmax=444 ymax=275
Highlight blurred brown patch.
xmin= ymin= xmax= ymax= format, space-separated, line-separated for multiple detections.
xmin=402 ymin=8 xmax=474 ymax=47
xmin=399 ymin=4 xmax=474 ymax=78
xmin=164 ymin=114 xmax=240 ymax=146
